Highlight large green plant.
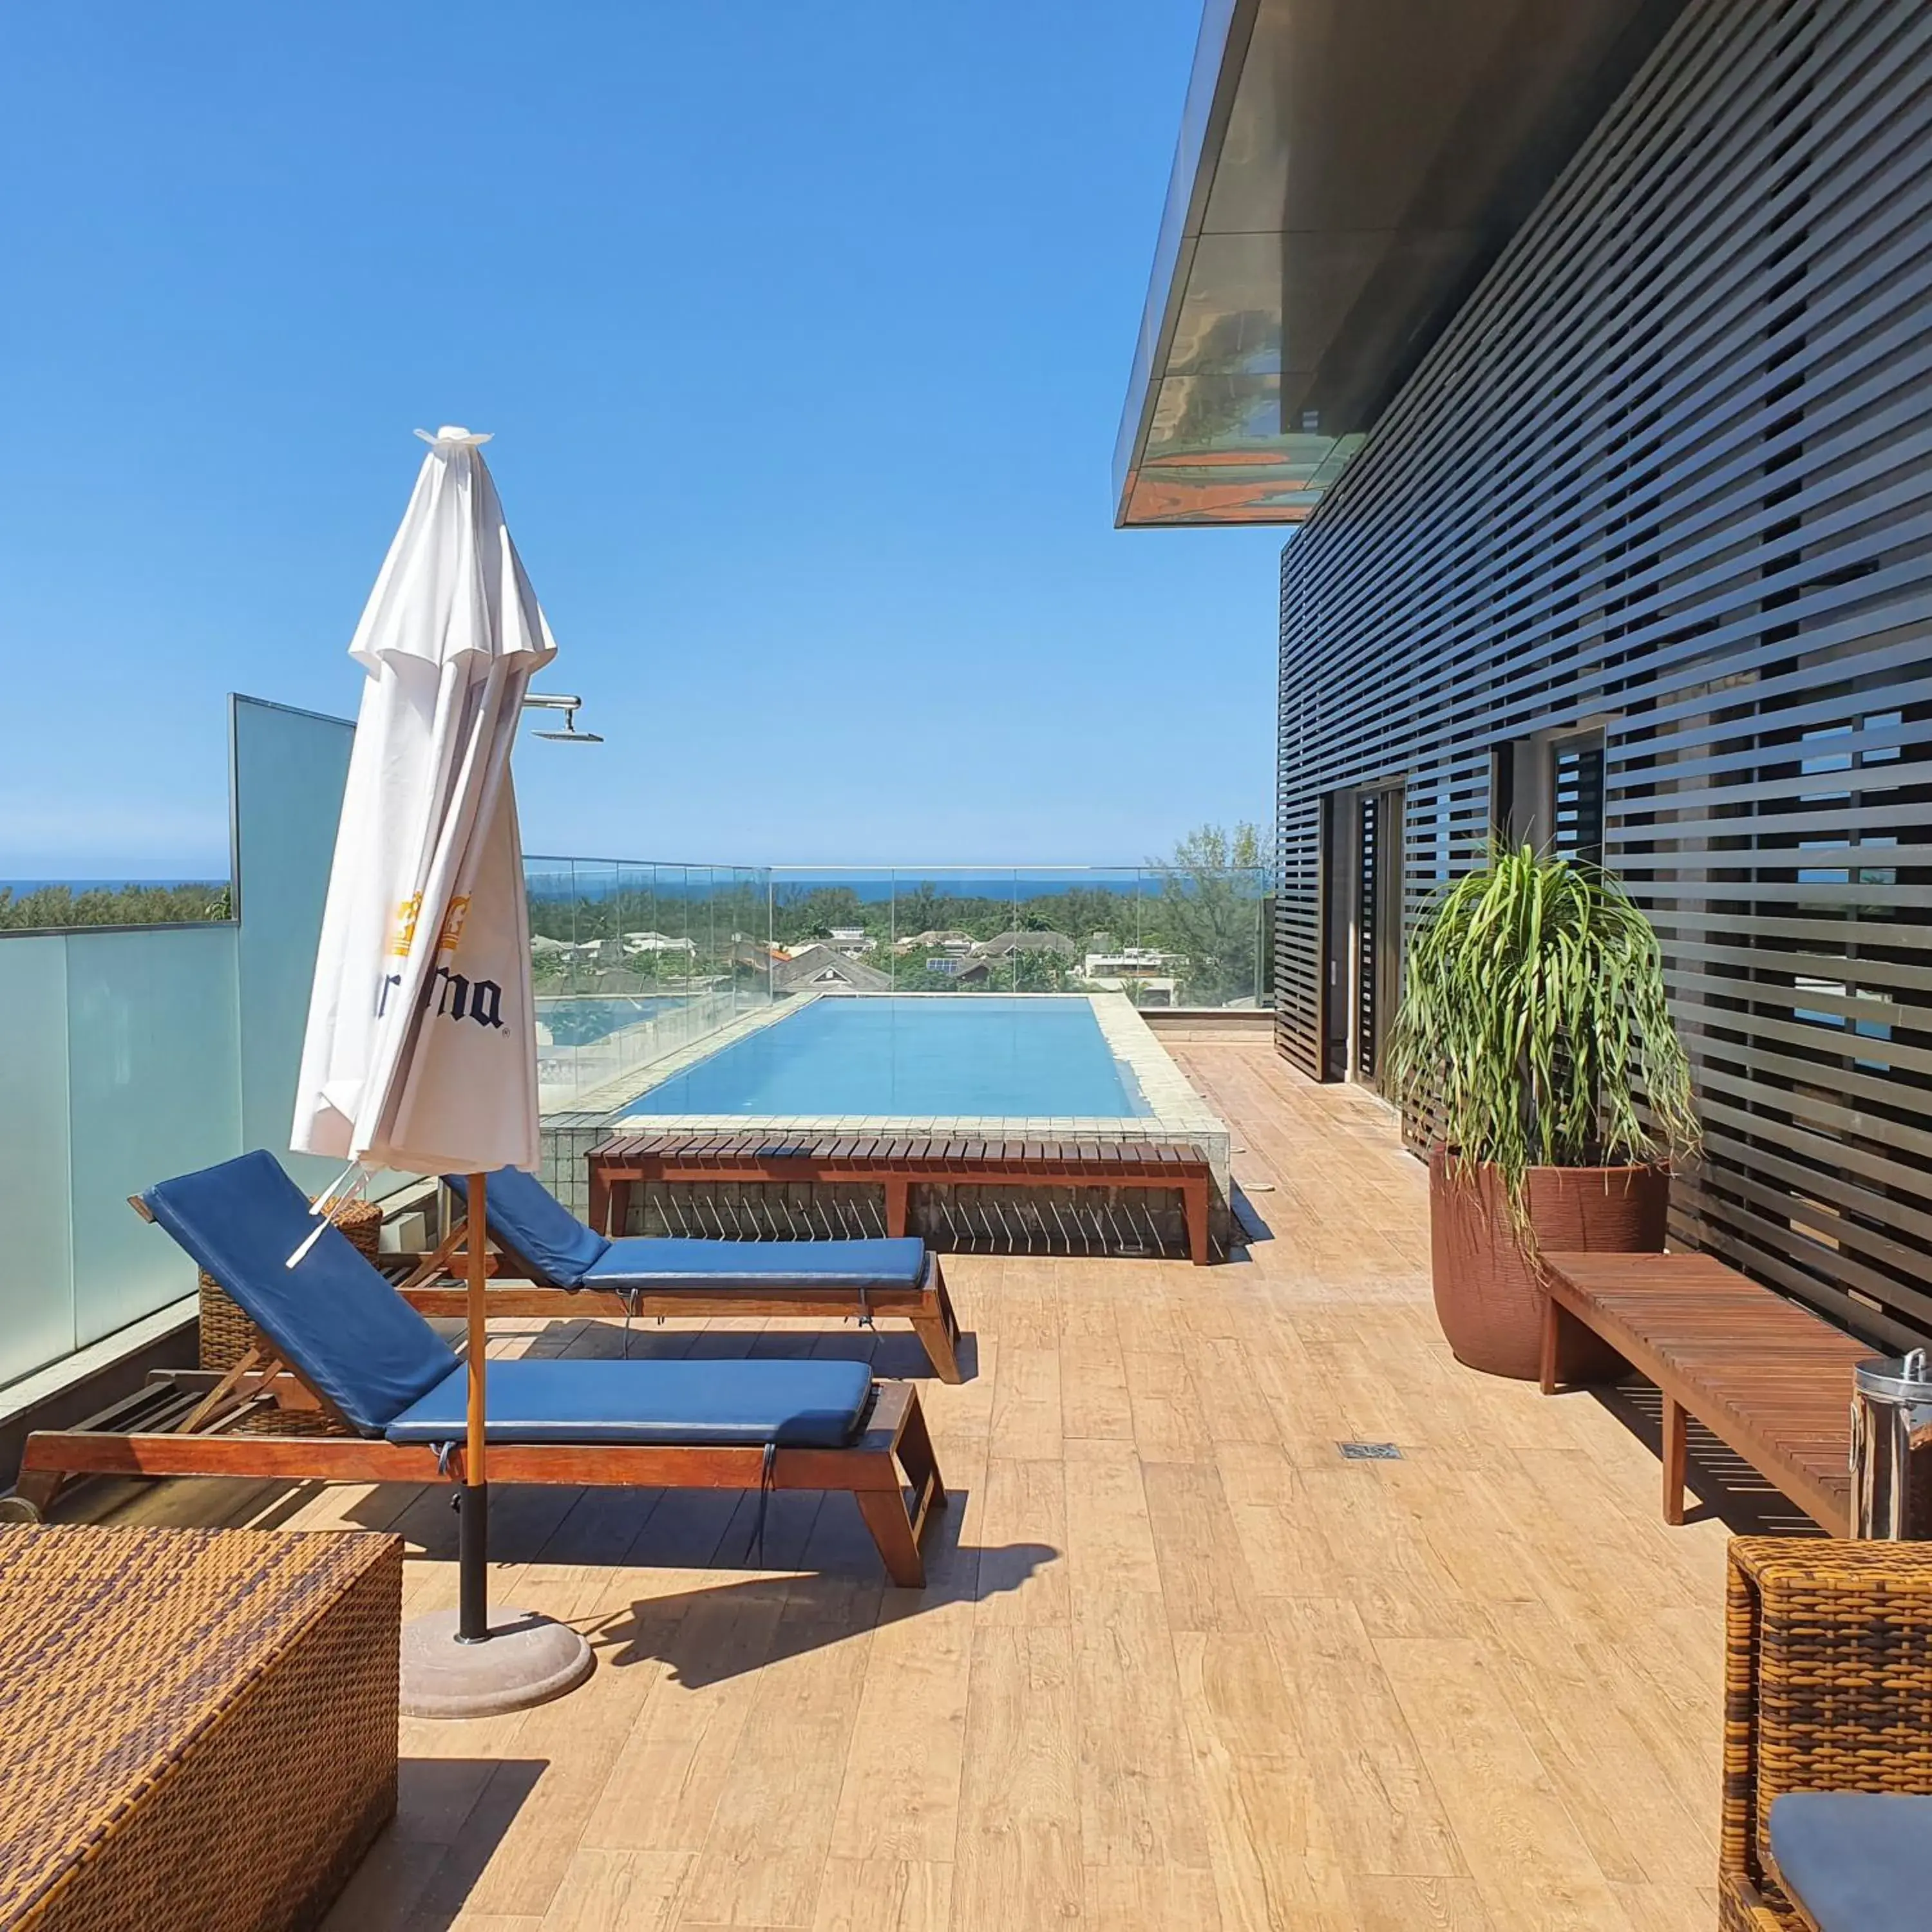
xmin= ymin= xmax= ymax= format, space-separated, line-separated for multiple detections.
xmin=1384 ymin=844 xmax=1699 ymax=1206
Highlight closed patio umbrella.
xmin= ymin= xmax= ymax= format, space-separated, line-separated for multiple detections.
xmin=292 ymin=425 xmax=591 ymax=1714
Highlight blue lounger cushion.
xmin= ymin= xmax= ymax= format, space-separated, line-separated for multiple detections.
xmin=465 ymin=1165 xmax=612 ymax=1285
xmin=144 ymin=1151 xmax=458 ymax=1438
xmin=583 ymin=1236 xmax=928 ymax=1294
xmin=385 ymin=1357 xmax=874 ymax=1448
xmin=468 ymin=1164 xmax=927 ymax=1293
xmin=1768 ymin=1792 xmax=1932 ymax=1930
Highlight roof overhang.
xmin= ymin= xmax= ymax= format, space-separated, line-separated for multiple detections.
xmin=1114 ymin=0 xmax=1690 ymax=527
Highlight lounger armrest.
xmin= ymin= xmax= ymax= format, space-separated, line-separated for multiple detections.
xmin=1725 ymin=1539 xmax=1932 ymax=1902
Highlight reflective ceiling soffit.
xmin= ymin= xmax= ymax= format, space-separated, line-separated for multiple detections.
xmin=1114 ymin=0 xmax=1692 ymax=528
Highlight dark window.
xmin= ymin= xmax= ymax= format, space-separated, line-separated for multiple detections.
xmin=1551 ymin=735 xmax=1605 ymax=867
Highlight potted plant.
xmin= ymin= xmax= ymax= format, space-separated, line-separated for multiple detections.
xmin=1384 ymin=844 xmax=1700 ymax=1380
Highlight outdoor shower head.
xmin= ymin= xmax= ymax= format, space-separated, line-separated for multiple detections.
xmin=522 ymin=692 xmax=603 ymax=743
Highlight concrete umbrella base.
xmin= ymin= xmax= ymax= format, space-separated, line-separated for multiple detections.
xmin=401 ymin=1606 xmax=594 ymax=1719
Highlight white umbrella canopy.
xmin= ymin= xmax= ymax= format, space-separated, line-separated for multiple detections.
xmin=289 ymin=428 xmax=594 ymax=1710
xmin=292 ymin=426 xmax=554 ymax=1178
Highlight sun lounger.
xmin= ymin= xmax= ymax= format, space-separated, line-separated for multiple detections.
xmin=6 ymin=1152 xmax=945 ymax=1586
xmin=397 ymin=1166 xmax=964 ymax=1381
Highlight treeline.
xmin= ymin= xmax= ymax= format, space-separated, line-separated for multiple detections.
xmin=0 ymin=882 xmax=233 ymax=930
xmin=527 ymin=883 xmax=766 ymax=950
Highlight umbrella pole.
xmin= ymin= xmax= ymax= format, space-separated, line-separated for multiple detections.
xmin=458 ymin=1171 xmax=490 ymax=1643
xmin=397 ymin=1168 xmax=594 ymax=1714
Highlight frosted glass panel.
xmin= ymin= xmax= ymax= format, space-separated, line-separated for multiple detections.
xmin=66 ymin=925 xmax=240 ymax=1346
xmin=232 ymin=696 xmax=354 ymax=1188
xmin=0 ymin=939 xmax=74 ymax=1385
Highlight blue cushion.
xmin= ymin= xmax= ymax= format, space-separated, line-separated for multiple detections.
xmin=1769 ymin=1792 xmax=1932 ymax=1930
xmin=384 ymin=1357 xmax=874 ymax=1448
xmin=583 ymin=1235 xmax=927 ymax=1293
xmin=463 ymin=1166 xmax=611 ymax=1287
xmin=145 ymin=1152 xmax=457 ymax=1438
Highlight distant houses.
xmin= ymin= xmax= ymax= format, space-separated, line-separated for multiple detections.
xmin=891 ymin=929 xmax=974 ymax=956
xmin=716 ymin=924 xmax=1195 ymax=1001
xmin=531 ymin=930 xmax=699 ymax=966
xmin=1081 ymin=945 xmax=1181 ymax=1004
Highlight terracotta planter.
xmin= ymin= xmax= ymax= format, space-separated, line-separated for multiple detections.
xmin=1428 ymin=1148 xmax=1671 ymax=1380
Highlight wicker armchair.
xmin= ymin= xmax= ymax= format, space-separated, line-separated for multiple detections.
xmin=1723 ymin=1537 xmax=1932 ymax=1930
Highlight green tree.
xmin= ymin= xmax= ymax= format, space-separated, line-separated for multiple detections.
xmin=1144 ymin=822 xmax=1273 ymax=1007
xmin=0 ymin=881 xmax=231 ymax=931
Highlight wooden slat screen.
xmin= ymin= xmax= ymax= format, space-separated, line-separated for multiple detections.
xmin=1276 ymin=0 xmax=1932 ymax=1350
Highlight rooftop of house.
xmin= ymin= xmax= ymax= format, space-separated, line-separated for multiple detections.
xmin=66 ymin=1035 xmax=1747 ymax=1931
xmin=770 ymin=944 xmax=893 ymax=992
xmin=972 ymin=929 xmax=1078 ymax=956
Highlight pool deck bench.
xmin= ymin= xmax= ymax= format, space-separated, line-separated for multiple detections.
xmin=589 ymin=1131 xmax=1217 ymax=1265
xmin=1538 ymin=1249 xmax=1868 ymax=1536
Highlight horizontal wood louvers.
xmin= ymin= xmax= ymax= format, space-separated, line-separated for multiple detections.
xmin=1277 ymin=0 xmax=1932 ymax=1349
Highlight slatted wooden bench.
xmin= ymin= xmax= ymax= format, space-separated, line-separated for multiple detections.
xmin=1539 ymin=1251 xmax=1872 ymax=1536
xmin=588 ymin=1132 xmax=1216 ymax=1265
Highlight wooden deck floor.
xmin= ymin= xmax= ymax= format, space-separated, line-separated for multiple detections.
xmin=79 ymin=1041 xmax=1736 ymax=1931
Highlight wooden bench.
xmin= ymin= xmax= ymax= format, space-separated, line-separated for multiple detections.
xmin=1538 ymin=1251 xmax=1872 ymax=1536
xmin=589 ymin=1132 xmax=1217 ymax=1265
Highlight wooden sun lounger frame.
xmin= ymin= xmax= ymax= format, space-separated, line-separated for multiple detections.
xmin=393 ymin=1208 xmax=965 ymax=1383
xmin=7 ymin=1342 xmax=947 ymax=1587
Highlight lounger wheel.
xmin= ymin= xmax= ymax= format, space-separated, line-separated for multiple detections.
xmin=0 ymin=1493 xmax=45 ymax=1525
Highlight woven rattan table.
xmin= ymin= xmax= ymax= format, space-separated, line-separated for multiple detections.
xmin=0 ymin=1526 xmax=401 ymax=1932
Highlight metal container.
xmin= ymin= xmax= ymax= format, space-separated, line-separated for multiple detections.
xmin=1851 ymin=1349 xmax=1932 ymax=1539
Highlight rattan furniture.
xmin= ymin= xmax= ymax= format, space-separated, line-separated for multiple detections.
xmin=1722 ymin=1537 xmax=1932 ymax=1930
xmin=0 ymin=1524 xmax=400 ymax=1932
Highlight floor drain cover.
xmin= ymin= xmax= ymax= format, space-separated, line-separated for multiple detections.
xmin=1338 ymin=1441 xmax=1403 ymax=1461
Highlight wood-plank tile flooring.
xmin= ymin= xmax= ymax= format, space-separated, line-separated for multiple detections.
xmin=76 ymin=1042 xmax=1730 ymax=1930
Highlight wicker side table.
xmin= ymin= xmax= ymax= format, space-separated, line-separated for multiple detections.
xmin=200 ymin=1197 xmax=384 ymax=1372
xmin=0 ymin=1525 xmax=401 ymax=1932
xmin=1721 ymin=1537 xmax=1932 ymax=1931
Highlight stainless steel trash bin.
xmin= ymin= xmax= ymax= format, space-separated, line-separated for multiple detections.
xmin=1852 ymin=1348 xmax=1932 ymax=1539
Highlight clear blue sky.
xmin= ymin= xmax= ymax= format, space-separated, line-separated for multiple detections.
xmin=0 ymin=3 xmax=1287 ymax=875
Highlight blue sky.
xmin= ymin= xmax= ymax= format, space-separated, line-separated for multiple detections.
xmin=0 ymin=3 xmax=1286 ymax=875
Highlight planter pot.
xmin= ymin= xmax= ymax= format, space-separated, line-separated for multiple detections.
xmin=1428 ymin=1148 xmax=1671 ymax=1380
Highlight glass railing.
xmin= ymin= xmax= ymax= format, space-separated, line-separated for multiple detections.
xmin=524 ymin=858 xmax=776 ymax=1114
xmin=768 ymin=866 xmax=1273 ymax=1007
xmin=524 ymin=856 xmax=1273 ymax=1115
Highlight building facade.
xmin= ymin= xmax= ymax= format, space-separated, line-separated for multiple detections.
xmin=1127 ymin=0 xmax=1932 ymax=1352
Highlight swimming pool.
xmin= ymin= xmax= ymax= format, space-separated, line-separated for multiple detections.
xmin=618 ymin=996 xmax=1153 ymax=1119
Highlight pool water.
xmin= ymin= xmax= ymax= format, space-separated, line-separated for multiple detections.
xmin=619 ymin=996 xmax=1152 ymax=1118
